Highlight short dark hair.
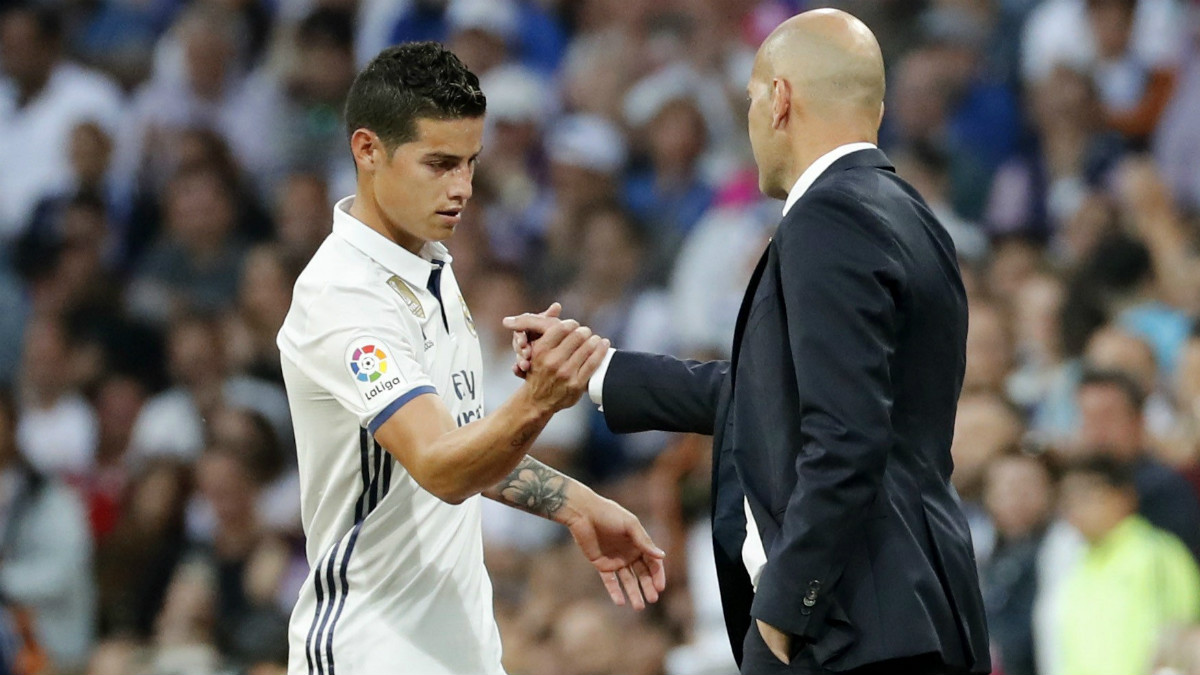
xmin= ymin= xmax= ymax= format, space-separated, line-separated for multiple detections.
xmin=1079 ymin=366 xmax=1146 ymax=412
xmin=1063 ymin=454 xmax=1136 ymax=491
xmin=344 ymin=42 xmax=486 ymax=149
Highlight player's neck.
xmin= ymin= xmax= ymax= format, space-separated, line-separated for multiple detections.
xmin=350 ymin=189 xmax=426 ymax=256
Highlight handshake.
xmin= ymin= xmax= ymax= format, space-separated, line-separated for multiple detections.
xmin=502 ymin=302 xmax=609 ymax=412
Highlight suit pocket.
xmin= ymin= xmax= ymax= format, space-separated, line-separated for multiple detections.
xmin=810 ymin=595 xmax=858 ymax=667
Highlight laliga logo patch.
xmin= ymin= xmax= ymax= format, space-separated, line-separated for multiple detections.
xmin=347 ymin=338 xmax=406 ymax=404
xmin=350 ymin=344 xmax=388 ymax=382
xmin=387 ymin=276 xmax=425 ymax=319
xmin=460 ymin=294 xmax=476 ymax=337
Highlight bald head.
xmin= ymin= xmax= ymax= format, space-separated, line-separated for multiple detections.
xmin=746 ymin=9 xmax=886 ymax=199
xmin=756 ymin=9 xmax=885 ymax=119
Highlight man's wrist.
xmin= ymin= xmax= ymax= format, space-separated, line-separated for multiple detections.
xmin=588 ymin=347 xmax=616 ymax=407
xmin=515 ymin=381 xmax=557 ymax=418
xmin=553 ymin=477 xmax=597 ymax=526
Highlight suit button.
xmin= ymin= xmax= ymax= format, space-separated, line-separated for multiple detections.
xmin=803 ymin=597 xmax=816 ymax=607
xmin=801 ymin=606 xmax=812 ymax=616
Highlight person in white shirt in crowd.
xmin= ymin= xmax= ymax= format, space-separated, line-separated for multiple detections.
xmin=1022 ymin=0 xmax=1186 ymax=140
xmin=0 ymin=387 xmax=95 ymax=672
xmin=129 ymin=312 xmax=290 ymax=465
xmin=15 ymin=312 xmax=98 ymax=481
xmin=277 ymin=42 xmax=664 ymax=675
xmin=115 ymin=4 xmax=277 ymax=200
xmin=0 ymin=5 xmax=124 ymax=241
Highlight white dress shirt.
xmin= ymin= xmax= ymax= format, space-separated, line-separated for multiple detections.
xmin=590 ymin=142 xmax=878 ymax=590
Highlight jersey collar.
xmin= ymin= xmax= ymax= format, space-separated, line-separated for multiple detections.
xmin=332 ymin=196 xmax=453 ymax=288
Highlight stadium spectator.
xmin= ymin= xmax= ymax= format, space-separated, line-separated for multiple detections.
xmin=0 ymin=387 xmax=95 ymax=671
xmin=0 ymin=5 xmax=124 ymax=240
xmin=94 ymin=458 xmax=190 ymax=640
xmin=126 ymin=164 xmax=248 ymax=324
xmin=127 ymin=313 xmax=290 ymax=464
xmin=1076 ymin=367 xmax=1200 ymax=561
xmin=980 ymin=451 xmax=1056 ymax=675
xmin=15 ymin=312 xmax=98 ymax=481
xmin=951 ymin=392 xmax=1026 ymax=562
xmin=1022 ymin=0 xmax=1186 ymax=140
xmin=1057 ymin=454 xmax=1200 ymax=675
xmin=985 ymin=65 xmax=1126 ymax=246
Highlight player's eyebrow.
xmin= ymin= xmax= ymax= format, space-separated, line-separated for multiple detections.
xmin=424 ymin=149 xmax=483 ymax=162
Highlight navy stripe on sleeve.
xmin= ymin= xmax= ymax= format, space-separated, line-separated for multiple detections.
xmin=367 ymin=385 xmax=437 ymax=435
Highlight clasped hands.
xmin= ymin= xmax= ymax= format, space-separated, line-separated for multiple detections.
xmin=502 ymin=303 xmax=666 ymax=611
xmin=506 ymin=304 xmax=795 ymax=660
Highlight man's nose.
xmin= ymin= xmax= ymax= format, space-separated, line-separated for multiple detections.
xmin=449 ymin=169 xmax=473 ymax=202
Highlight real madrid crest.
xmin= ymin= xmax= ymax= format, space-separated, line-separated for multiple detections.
xmin=459 ymin=294 xmax=477 ymax=337
xmin=387 ymin=276 xmax=425 ymax=319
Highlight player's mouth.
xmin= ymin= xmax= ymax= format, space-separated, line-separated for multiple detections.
xmin=436 ymin=208 xmax=462 ymax=225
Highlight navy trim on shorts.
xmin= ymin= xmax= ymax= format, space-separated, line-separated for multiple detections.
xmin=367 ymin=385 xmax=437 ymax=435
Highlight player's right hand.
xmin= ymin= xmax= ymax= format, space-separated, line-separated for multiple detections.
xmin=504 ymin=313 xmax=608 ymax=412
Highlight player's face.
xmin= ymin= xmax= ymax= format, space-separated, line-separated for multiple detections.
xmin=373 ymin=116 xmax=484 ymax=251
xmin=746 ymin=59 xmax=788 ymax=200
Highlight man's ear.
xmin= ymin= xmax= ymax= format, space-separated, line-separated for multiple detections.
xmin=770 ymin=77 xmax=792 ymax=130
xmin=350 ymin=128 xmax=382 ymax=173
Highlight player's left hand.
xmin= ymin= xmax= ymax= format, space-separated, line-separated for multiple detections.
xmin=560 ymin=493 xmax=666 ymax=610
xmin=508 ymin=302 xmax=562 ymax=378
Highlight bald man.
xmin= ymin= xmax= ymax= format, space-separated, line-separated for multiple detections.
xmin=508 ymin=9 xmax=990 ymax=675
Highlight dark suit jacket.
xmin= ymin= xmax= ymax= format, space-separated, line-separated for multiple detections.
xmin=602 ymin=149 xmax=991 ymax=672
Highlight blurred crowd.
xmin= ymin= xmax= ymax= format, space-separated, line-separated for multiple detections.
xmin=1 ymin=0 xmax=1200 ymax=674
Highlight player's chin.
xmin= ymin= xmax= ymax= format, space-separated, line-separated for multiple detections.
xmin=425 ymin=216 xmax=459 ymax=240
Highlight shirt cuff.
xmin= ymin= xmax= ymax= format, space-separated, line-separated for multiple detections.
xmin=588 ymin=348 xmax=616 ymax=408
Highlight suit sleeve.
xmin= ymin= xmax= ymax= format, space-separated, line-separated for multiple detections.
xmin=601 ymin=351 xmax=728 ymax=435
xmin=750 ymin=190 xmax=904 ymax=640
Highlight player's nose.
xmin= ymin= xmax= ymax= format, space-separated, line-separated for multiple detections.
xmin=448 ymin=172 xmax=473 ymax=202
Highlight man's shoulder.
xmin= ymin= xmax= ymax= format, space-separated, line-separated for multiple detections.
xmin=294 ymin=236 xmax=389 ymax=301
xmin=782 ymin=177 xmax=903 ymax=248
xmin=283 ymin=238 xmax=419 ymax=347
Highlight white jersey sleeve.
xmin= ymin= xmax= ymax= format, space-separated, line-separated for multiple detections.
xmin=280 ymin=285 xmax=436 ymax=434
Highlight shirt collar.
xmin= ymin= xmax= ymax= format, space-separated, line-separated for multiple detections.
xmin=781 ymin=142 xmax=879 ymax=217
xmin=331 ymin=196 xmax=452 ymax=287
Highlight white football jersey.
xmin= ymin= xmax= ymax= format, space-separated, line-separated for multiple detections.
xmin=277 ymin=197 xmax=501 ymax=675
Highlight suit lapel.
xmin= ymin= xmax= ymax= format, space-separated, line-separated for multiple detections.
xmin=728 ymin=242 xmax=771 ymax=388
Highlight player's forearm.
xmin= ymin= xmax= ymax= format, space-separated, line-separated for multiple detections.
xmin=482 ymin=455 xmax=592 ymax=524
xmin=419 ymin=385 xmax=556 ymax=503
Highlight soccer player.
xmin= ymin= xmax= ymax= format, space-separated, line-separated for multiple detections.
xmin=277 ymin=43 xmax=666 ymax=675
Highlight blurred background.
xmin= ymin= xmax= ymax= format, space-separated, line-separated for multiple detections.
xmin=2 ymin=0 xmax=1200 ymax=673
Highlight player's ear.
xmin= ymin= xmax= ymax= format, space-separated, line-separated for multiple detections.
xmin=350 ymin=128 xmax=381 ymax=172
xmin=770 ymin=77 xmax=791 ymax=130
